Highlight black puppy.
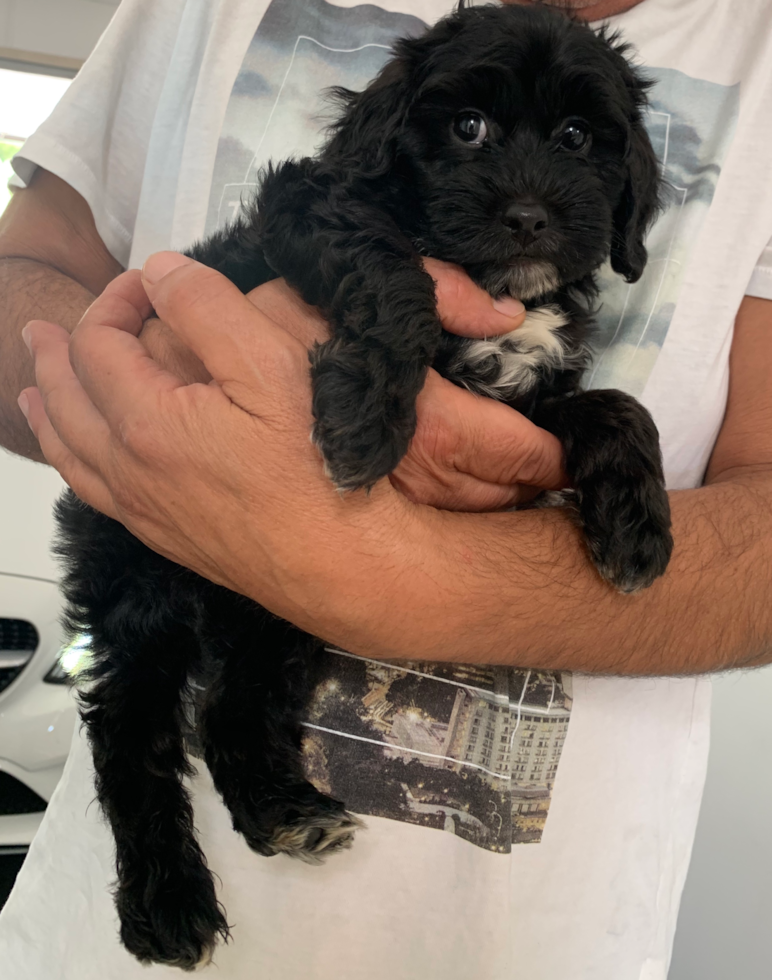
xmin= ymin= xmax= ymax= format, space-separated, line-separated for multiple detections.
xmin=55 ymin=2 xmax=672 ymax=970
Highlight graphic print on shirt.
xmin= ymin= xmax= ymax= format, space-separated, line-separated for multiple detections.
xmin=204 ymin=0 xmax=740 ymax=851
xmin=206 ymin=0 xmax=741 ymax=398
xmin=588 ymin=69 xmax=739 ymax=397
xmin=303 ymin=651 xmax=572 ymax=853
xmin=203 ymin=0 xmax=424 ymax=236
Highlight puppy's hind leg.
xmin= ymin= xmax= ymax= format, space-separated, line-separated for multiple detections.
xmin=201 ymin=605 xmax=363 ymax=864
xmin=81 ymin=618 xmax=229 ymax=970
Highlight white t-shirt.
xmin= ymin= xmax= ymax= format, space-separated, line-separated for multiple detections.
xmin=4 ymin=1 xmax=772 ymax=978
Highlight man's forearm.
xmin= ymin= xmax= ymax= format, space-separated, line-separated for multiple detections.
xmin=0 ymin=258 xmax=95 ymax=459
xmin=307 ymin=469 xmax=772 ymax=675
xmin=0 ymin=170 xmax=124 ymax=459
xmin=295 ymin=295 xmax=772 ymax=675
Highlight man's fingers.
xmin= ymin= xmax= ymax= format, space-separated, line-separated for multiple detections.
xmin=66 ymin=271 xmax=184 ymax=428
xmin=139 ymin=317 xmax=213 ymax=385
xmin=416 ymin=372 xmax=568 ymax=490
xmin=390 ymin=464 xmax=530 ymax=512
xmin=424 ymin=257 xmax=527 ymax=338
xmin=80 ymin=269 xmax=155 ymax=335
xmin=456 ymin=395 xmax=567 ymax=489
xmin=141 ymin=253 xmax=308 ymax=402
xmin=24 ymin=319 xmax=114 ymax=469
xmin=19 ymin=387 xmax=119 ymax=519
xmin=247 ymin=278 xmax=329 ymax=348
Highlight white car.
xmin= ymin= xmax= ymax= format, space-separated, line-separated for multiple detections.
xmin=0 ymin=450 xmax=79 ymax=853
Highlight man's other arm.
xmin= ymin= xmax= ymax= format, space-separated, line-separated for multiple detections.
xmin=347 ymin=293 xmax=772 ymax=674
xmin=0 ymin=168 xmax=122 ymax=460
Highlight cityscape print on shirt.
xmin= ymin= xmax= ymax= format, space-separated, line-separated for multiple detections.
xmin=302 ymin=651 xmax=572 ymax=852
xmin=205 ymin=0 xmax=740 ymax=850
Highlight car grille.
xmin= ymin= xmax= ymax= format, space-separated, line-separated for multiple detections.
xmin=0 ymin=771 xmax=47 ymax=815
xmin=0 ymin=619 xmax=39 ymax=695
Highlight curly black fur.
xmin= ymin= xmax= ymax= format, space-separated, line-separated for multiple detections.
xmin=55 ymin=3 xmax=673 ymax=968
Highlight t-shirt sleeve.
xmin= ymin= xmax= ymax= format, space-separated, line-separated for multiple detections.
xmin=746 ymin=238 xmax=772 ymax=300
xmin=10 ymin=0 xmax=187 ymax=268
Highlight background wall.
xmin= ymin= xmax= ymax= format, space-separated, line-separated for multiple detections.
xmin=0 ymin=0 xmax=117 ymax=64
xmin=0 ymin=0 xmax=770 ymax=975
xmin=669 ymin=667 xmax=772 ymax=980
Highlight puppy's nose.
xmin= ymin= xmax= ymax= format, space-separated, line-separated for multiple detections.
xmin=503 ymin=201 xmax=550 ymax=242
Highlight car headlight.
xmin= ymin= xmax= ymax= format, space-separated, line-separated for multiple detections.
xmin=44 ymin=633 xmax=92 ymax=685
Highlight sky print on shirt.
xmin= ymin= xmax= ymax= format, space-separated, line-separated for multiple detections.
xmin=205 ymin=0 xmax=741 ymax=401
xmin=204 ymin=0 xmax=740 ymax=851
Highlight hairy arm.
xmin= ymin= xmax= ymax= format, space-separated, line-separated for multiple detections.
xmin=306 ymin=296 xmax=771 ymax=674
xmin=0 ymin=169 xmax=123 ymax=459
xmin=20 ymin=258 xmax=772 ymax=676
xmin=320 ymin=294 xmax=772 ymax=674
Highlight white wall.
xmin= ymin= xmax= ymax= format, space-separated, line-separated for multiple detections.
xmin=0 ymin=0 xmax=117 ymax=62
xmin=669 ymin=665 xmax=772 ymax=980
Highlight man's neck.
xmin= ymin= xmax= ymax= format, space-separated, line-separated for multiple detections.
xmin=502 ymin=0 xmax=646 ymax=20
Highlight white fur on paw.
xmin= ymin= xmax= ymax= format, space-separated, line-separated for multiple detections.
xmin=529 ymin=489 xmax=578 ymax=509
xmin=270 ymin=811 xmax=366 ymax=865
xmin=193 ymin=946 xmax=217 ymax=972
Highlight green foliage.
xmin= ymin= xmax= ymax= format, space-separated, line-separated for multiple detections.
xmin=0 ymin=141 xmax=22 ymax=164
xmin=0 ymin=142 xmax=22 ymax=217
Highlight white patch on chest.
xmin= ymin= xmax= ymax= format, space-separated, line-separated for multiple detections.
xmin=453 ymin=305 xmax=583 ymax=401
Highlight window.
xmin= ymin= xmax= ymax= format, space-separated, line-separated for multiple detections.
xmin=0 ymin=68 xmax=72 ymax=217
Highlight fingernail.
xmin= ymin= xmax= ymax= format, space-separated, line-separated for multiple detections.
xmin=21 ymin=324 xmax=32 ymax=353
xmin=492 ymin=296 xmax=526 ymax=318
xmin=142 ymin=251 xmax=194 ymax=285
xmin=17 ymin=391 xmax=29 ymax=420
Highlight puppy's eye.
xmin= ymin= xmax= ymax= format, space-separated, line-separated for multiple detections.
xmin=558 ymin=120 xmax=591 ymax=152
xmin=453 ymin=112 xmax=488 ymax=145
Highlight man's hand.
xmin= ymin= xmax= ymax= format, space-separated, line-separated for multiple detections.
xmin=390 ymin=370 xmax=566 ymax=510
xmin=136 ymin=255 xmax=566 ymax=512
xmin=17 ymin=253 xmax=562 ymax=624
xmin=21 ymin=260 xmax=357 ymax=623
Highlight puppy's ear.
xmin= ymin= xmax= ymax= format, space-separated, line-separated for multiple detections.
xmin=325 ymin=55 xmax=413 ymax=178
xmin=610 ymin=119 xmax=662 ymax=284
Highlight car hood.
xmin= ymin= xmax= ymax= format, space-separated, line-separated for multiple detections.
xmin=0 ymin=449 xmax=65 ymax=582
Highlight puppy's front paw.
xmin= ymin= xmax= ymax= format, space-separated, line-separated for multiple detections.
xmin=534 ymin=388 xmax=673 ymax=594
xmin=578 ymin=473 xmax=673 ymax=593
xmin=310 ymin=339 xmax=421 ymax=491
xmin=311 ymin=413 xmax=412 ymax=492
